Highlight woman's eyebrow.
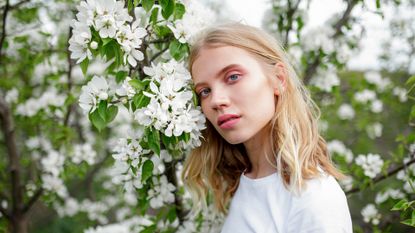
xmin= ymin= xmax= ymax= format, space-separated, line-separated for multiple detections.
xmin=194 ymin=64 xmax=242 ymax=90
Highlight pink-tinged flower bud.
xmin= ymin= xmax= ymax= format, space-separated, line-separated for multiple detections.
xmin=90 ymin=41 xmax=98 ymax=50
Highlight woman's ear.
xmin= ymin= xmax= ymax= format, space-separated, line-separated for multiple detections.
xmin=273 ymin=62 xmax=287 ymax=96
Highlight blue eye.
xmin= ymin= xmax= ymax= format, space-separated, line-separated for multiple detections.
xmin=228 ymin=74 xmax=239 ymax=81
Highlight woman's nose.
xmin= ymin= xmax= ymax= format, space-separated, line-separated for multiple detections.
xmin=210 ymin=89 xmax=230 ymax=110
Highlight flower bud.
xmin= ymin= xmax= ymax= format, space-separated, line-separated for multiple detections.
xmin=98 ymin=92 xmax=108 ymax=100
xmin=90 ymin=41 xmax=98 ymax=50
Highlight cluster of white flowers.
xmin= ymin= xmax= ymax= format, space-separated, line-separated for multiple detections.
xmin=327 ymin=140 xmax=354 ymax=163
xmin=16 ymin=88 xmax=66 ymax=117
xmin=354 ymin=89 xmax=384 ymax=113
xmin=339 ymin=175 xmax=353 ymax=191
xmin=337 ymin=103 xmax=355 ymax=120
xmin=168 ymin=0 xmax=215 ymax=44
xmin=136 ymin=60 xmax=205 ymax=147
xmin=393 ymin=86 xmax=408 ymax=102
xmin=5 ymin=88 xmax=18 ymax=104
xmin=84 ymin=223 xmax=129 ymax=233
xmin=81 ymin=199 xmax=110 ymax=224
xmin=148 ymin=175 xmax=176 ymax=209
xmin=310 ymin=68 xmax=340 ymax=92
xmin=55 ymin=197 xmax=80 ymax=217
xmin=151 ymin=150 xmax=173 ymax=174
xmin=366 ymin=122 xmax=383 ymax=139
xmin=375 ymin=188 xmax=405 ymax=204
xmin=72 ymin=143 xmax=97 ymax=165
xmin=69 ymin=0 xmax=147 ymax=66
xmin=40 ymin=149 xmax=68 ymax=198
xmin=355 ymin=153 xmax=384 ymax=178
xmin=116 ymin=76 xmax=136 ymax=99
xmin=361 ymin=204 xmax=381 ymax=225
xmin=364 ymin=71 xmax=391 ymax=92
xmin=354 ymin=89 xmax=376 ymax=103
xmin=301 ymin=26 xmax=335 ymax=53
xmin=79 ymin=76 xmax=110 ymax=113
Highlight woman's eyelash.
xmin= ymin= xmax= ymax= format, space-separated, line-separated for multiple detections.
xmin=227 ymin=74 xmax=240 ymax=82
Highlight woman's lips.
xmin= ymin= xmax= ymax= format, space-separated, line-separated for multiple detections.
xmin=217 ymin=114 xmax=241 ymax=129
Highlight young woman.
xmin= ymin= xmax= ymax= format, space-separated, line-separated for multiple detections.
xmin=182 ymin=23 xmax=353 ymax=233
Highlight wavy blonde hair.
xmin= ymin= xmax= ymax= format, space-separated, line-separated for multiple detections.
xmin=182 ymin=23 xmax=344 ymax=214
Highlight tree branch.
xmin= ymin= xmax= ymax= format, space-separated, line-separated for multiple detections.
xmin=346 ymin=152 xmax=415 ymax=195
xmin=0 ymin=0 xmax=30 ymax=11
xmin=150 ymin=46 xmax=169 ymax=64
xmin=64 ymin=27 xmax=74 ymax=126
xmin=22 ymin=188 xmax=43 ymax=214
xmin=303 ymin=0 xmax=359 ymax=85
xmin=0 ymin=96 xmax=23 ymax=219
xmin=165 ymin=161 xmax=185 ymax=224
xmin=0 ymin=0 xmax=10 ymax=65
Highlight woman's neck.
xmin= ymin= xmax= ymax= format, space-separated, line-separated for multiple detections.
xmin=243 ymin=129 xmax=277 ymax=179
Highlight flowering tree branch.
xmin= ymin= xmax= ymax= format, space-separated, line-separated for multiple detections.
xmin=282 ymin=0 xmax=302 ymax=48
xmin=166 ymin=161 xmax=185 ymax=223
xmin=346 ymin=152 xmax=415 ymax=196
xmin=303 ymin=0 xmax=359 ymax=85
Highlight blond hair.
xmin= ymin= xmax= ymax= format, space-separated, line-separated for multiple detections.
xmin=182 ymin=23 xmax=343 ymax=214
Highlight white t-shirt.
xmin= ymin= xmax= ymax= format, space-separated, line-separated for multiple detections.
xmin=220 ymin=172 xmax=353 ymax=233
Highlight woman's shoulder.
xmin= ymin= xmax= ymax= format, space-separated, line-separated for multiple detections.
xmin=285 ymin=174 xmax=352 ymax=233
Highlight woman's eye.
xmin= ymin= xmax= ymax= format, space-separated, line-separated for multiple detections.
xmin=228 ymin=74 xmax=240 ymax=82
xmin=198 ymin=88 xmax=210 ymax=98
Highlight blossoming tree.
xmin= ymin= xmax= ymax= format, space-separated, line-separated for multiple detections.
xmin=0 ymin=0 xmax=414 ymax=233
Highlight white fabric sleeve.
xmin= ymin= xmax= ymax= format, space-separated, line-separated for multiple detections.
xmin=285 ymin=176 xmax=353 ymax=233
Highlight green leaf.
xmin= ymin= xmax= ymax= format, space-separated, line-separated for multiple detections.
xmin=142 ymin=0 xmax=154 ymax=12
xmin=115 ymin=71 xmax=129 ymax=83
xmin=102 ymin=38 xmax=113 ymax=46
xmin=376 ymin=0 xmax=381 ymax=9
xmin=160 ymin=0 xmax=175 ymax=19
xmin=147 ymin=127 xmax=161 ymax=155
xmin=150 ymin=7 xmax=159 ymax=24
xmin=141 ymin=160 xmax=154 ymax=183
xmin=174 ymin=3 xmax=185 ymax=19
xmin=89 ymin=109 xmax=106 ymax=131
xmin=98 ymin=101 xmax=108 ymax=121
xmin=401 ymin=218 xmax=415 ymax=227
xmin=166 ymin=207 xmax=177 ymax=222
xmin=133 ymin=94 xmax=151 ymax=109
xmin=391 ymin=199 xmax=408 ymax=211
xmin=106 ymin=105 xmax=118 ymax=123
xmin=129 ymin=79 xmax=145 ymax=91
xmin=140 ymin=225 xmax=157 ymax=233
xmin=153 ymin=25 xmax=171 ymax=37
xmin=406 ymin=75 xmax=415 ymax=88
xmin=169 ymin=40 xmax=187 ymax=60
xmin=80 ymin=58 xmax=89 ymax=76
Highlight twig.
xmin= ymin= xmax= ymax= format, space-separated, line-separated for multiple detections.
xmin=165 ymin=161 xmax=185 ymax=223
xmin=346 ymin=152 xmax=415 ymax=195
xmin=22 ymin=188 xmax=43 ymax=214
xmin=150 ymin=46 xmax=169 ymax=63
xmin=0 ymin=0 xmax=30 ymax=11
xmin=64 ymin=27 xmax=74 ymax=126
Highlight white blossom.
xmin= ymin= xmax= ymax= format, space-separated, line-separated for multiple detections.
xmin=55 ymin=197 xmax=80 ymax=217
xmin=72 ymin=143 xmax=97 ymax=165
xmin=327 ymin=140 xmax=353 ymax=163
xmin=337 ymin=104 xmax=355 ymax=120
xmin=79 ymin=76 xmax=109 ymax=113
xmin=5 ymin=88 xmax=18 ymax=104
xmin=354 ymin=89 xmax=376 ymax=103
xmin=84 ymin=223 xmax=129 ymax=233
xmin=393 ymin=87 xmax=408 ymax=102
xmin=168 ymin=0 xmax=215 ymax=44
xmin=375 ymin=188 xmax=405 ymax=204
xmin=301 ymin=26 xmax=334 ymax=53
xmin=148 ymin=175 xmax=175 ymax=209
xmin=366 ymin=122 xmax=383 ymax=139
xmin=361 ymin=204 xmax=381 ymax=225
xmin=116 ymin=76 xmax=136 ymax=98
xmin=42 ymin=174 xmax=68 ymax=198
xmin=355 ymin=153 xmax=384 ymax=178
xmin=16 ymin=88 xmax=66 ymax=117
xmin=310 ymin=68 xmax=340 ymax=92
xmin=69 ymin=21 xmax=92 ymax=63
xmin=339 ymin=176 xmax=353 ymax=191
xmin=81 ymin=199 xmax=109 ymax=224
xmin=41 ymin=150 xmax=65 ymax=177
xmin=364 ymin=71 xmax=391 ymax=91
xmin=370 ymin=99 xmax=383 ymax=113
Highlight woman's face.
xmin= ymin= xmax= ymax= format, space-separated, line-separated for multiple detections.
xmin=192 ymin=46 xmax=277 ymax=145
